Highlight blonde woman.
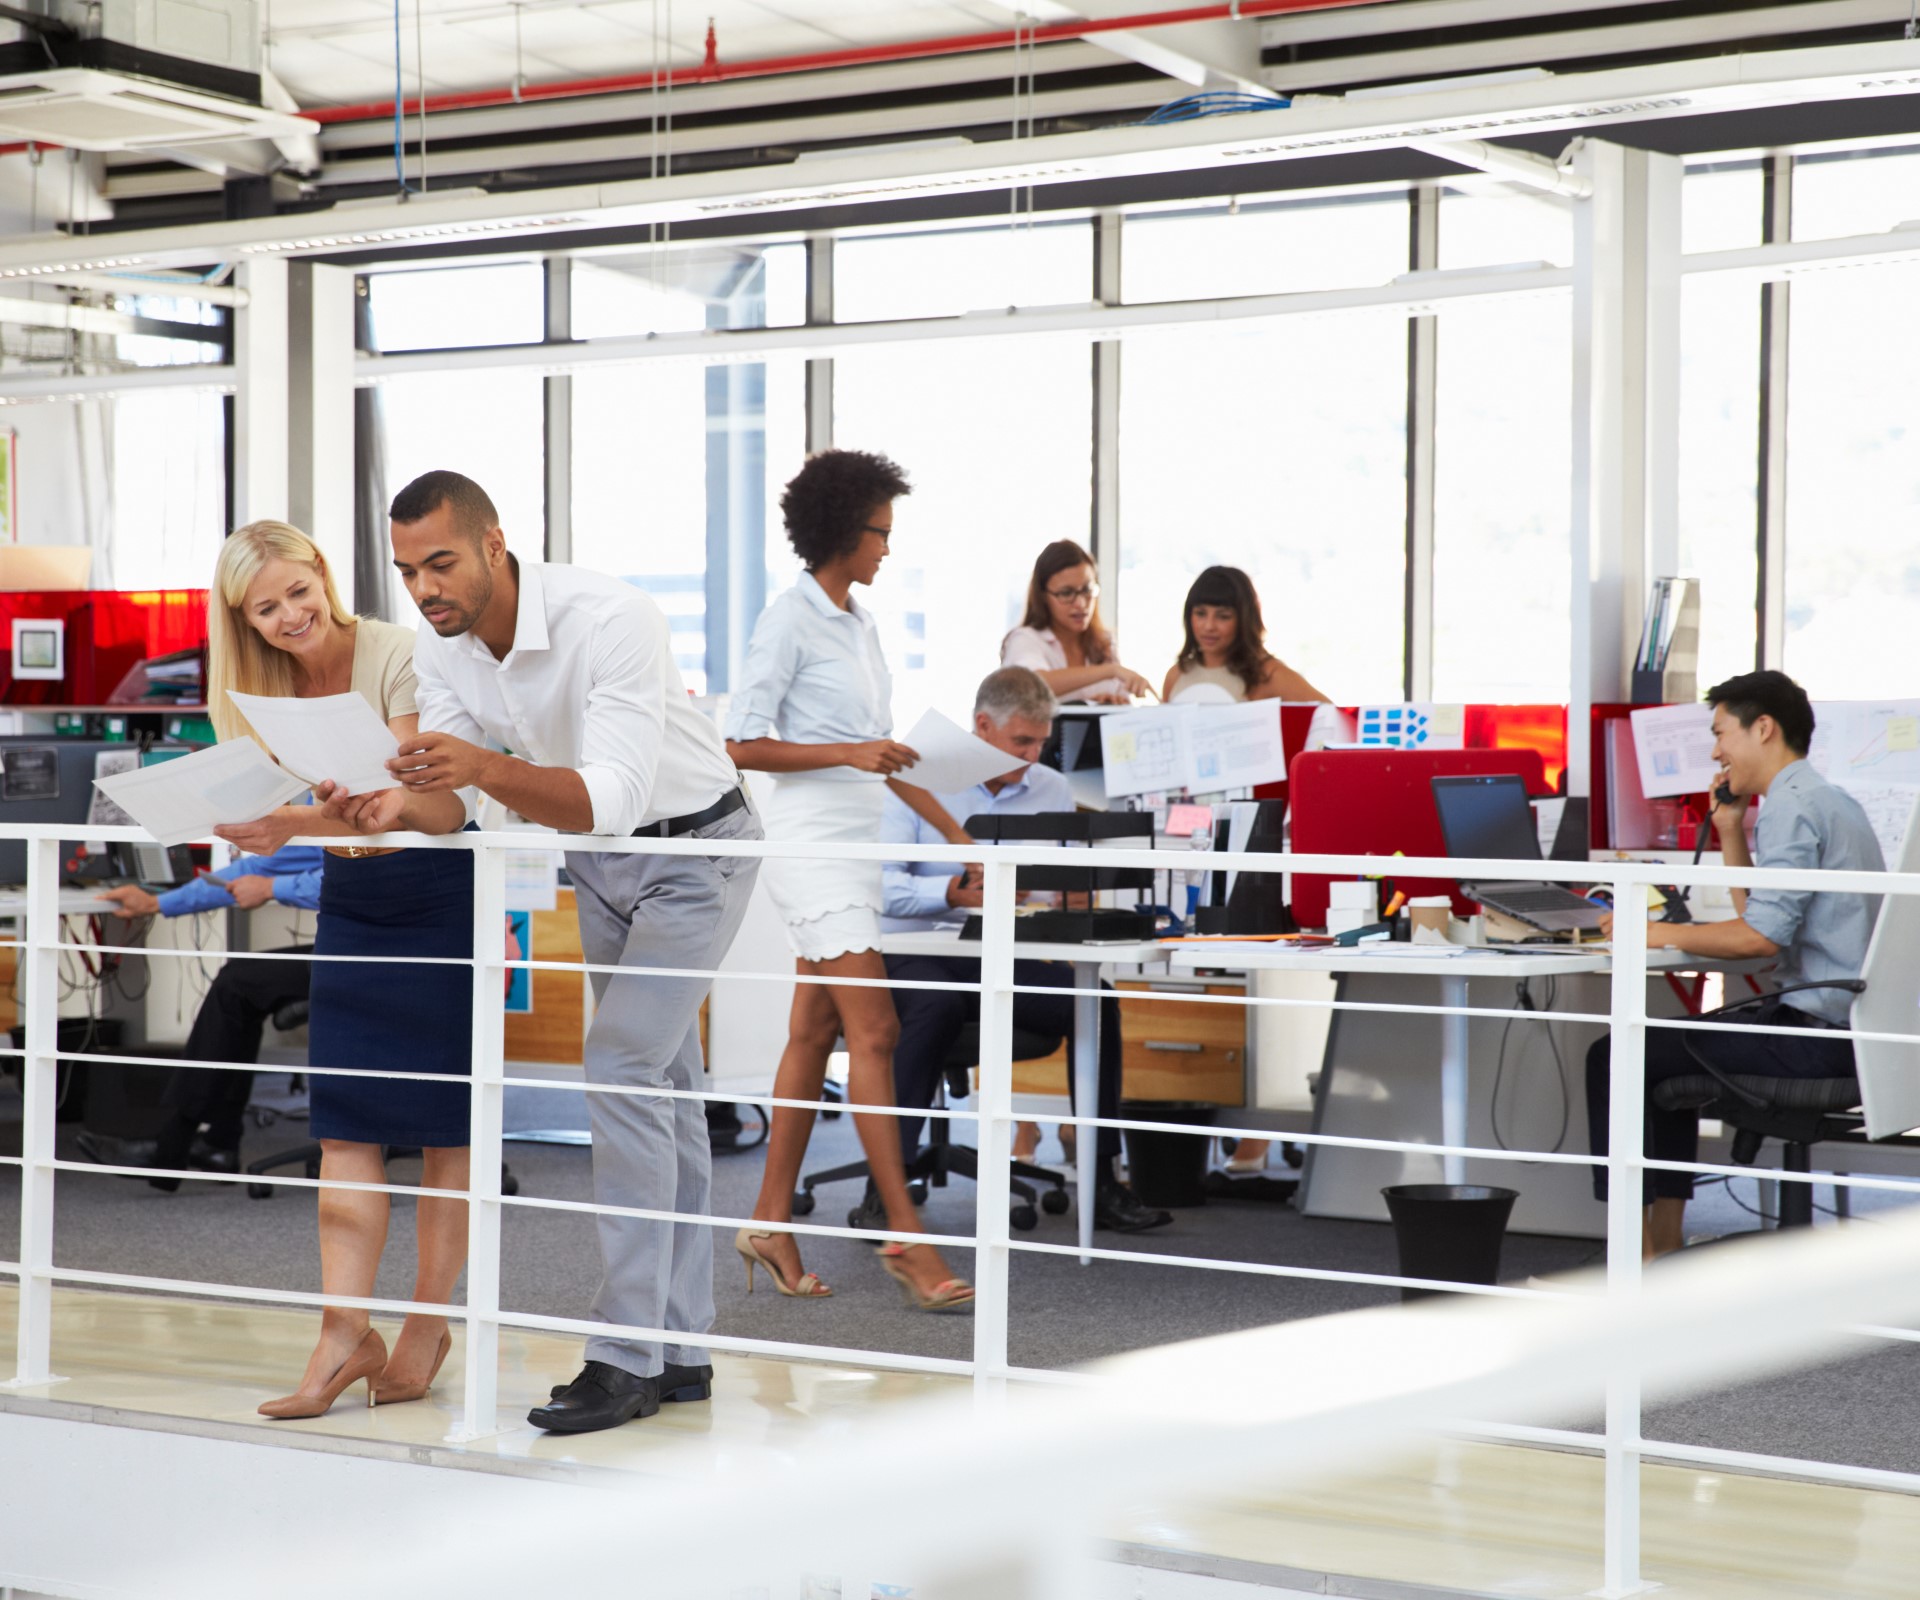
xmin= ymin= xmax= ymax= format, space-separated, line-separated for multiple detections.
xmin=207 ymin=522 xmax=474 ymax=1418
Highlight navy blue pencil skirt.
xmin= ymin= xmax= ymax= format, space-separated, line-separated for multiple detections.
xmin=307 ymin=847 xmax=475 ymax=1148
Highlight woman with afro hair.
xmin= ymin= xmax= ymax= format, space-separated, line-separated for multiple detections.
xmin=723 ymin=449 xmax=975 ymax=1312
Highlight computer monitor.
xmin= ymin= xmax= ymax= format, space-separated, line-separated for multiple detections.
xmin=0 ymin=737 xmax=191 ymax=883
xmin=1430 ymin=774 xmax=1542 ymax=864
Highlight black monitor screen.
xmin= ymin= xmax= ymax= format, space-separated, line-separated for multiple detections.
xmin=1430 ymin=774 xmax=1542 ymax=864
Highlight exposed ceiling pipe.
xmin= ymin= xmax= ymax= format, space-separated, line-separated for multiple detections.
xmin=301 ymin=0 xmax=1389 ymax=126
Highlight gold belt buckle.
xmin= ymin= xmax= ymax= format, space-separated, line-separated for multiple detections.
xmin=340 ymin=845 xmax=376 ymax=859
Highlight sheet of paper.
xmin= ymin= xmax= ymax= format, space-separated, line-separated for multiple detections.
xmin=895 ymin=709 xmax=1027 ymax=794
xmin=1809 ymin=700 xmax=1920 ymax=788
xmin=1187 ymin=701 xmax=1288 ymax=793
xmin=1629 ymin=702 xmax=1719 ymax=798
xmin=1101 ymin=704 xmax=1291 ymax=798
xmin=92 ymin=739 xmax=309 ymax=847
xmin=1353 ymin=703 xmax=1466 ymax=751
xmin=86 ymin=749 xmax=139 ymax=830
xmin=228 ymin=690 xmax=401 ymax=796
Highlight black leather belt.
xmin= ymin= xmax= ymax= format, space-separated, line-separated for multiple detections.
xmin=634 ymin=784 xmax=748 ymax=839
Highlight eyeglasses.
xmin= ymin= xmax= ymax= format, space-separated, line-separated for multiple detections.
xmin=863 ymin=524 xmax=892 ymax=541
xmin=1046 ymin=583 xmax=1099 ymax=603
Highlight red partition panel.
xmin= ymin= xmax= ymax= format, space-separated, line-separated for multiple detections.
xmin=1288 ymin=747 xmax=1550 ymax=929
xmin=0 ymin=589 xmax=206 ymax=706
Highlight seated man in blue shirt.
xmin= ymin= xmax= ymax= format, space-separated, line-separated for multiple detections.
xmin=882 ymin=667 xmax=1170 ymax=1234
xmin=1588 ymin=671 xmax=1883 ymax=1258
xmin=76 ymin=844 xmax=322 ymax=1191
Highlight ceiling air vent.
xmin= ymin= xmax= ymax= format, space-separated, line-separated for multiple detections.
xmin=0 ymin=67 xmax=313 ymax=150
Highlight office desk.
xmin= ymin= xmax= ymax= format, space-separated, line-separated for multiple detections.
xmin=0 ymin=890 xmax=124 ymax=917
xmin=879 ymin=930 xmax=1167 ymax=1263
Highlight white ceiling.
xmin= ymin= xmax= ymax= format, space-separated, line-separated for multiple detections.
xmin=262 ymin=0 xmax=1034 ymax=109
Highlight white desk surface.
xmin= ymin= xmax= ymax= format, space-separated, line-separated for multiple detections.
xmin=1163 ymin=943 xmax=1605 ymax=979
xmin=0 ymin=889 xmax=125 ymax=916
xmin=878 ymin=929 xmax=1168 ymax=967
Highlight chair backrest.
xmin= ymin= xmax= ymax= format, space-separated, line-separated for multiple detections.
xmin=1853 ymin=794 xmax=1920 ymax=1139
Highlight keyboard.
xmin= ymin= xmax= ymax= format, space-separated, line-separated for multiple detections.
xmin=1486 ymin=886 xmax=1596 ymax=914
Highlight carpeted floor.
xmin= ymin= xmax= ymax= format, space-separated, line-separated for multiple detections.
xmin=3 ymin=1075 xmax=1919 ymax=1474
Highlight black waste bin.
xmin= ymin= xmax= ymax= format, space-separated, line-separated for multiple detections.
xmin=1381 ymin=1183 xmax=1518 ymax=1302
xmin=1121 ymin=1101 xmax=1217 ymax=1208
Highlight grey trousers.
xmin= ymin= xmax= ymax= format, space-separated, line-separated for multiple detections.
xmin=564 ymin=802 xmax=761 ymax=1379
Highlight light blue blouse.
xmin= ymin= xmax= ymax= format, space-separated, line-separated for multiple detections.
xmin=724 ymin=572 xmax=892 ymax=779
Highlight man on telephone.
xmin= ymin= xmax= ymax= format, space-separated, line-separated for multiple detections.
xmin=1586 ymin=671 xmax=1883 ymax=1258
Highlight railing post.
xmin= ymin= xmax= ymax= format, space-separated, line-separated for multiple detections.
xmin=8 ymin=837 xmax=61 ymax=1387
xmin=1601 ymin=873 xmax=1650 ymax=1597
xmin=971 ymin=856 xmax=1017 ymax=1410
xmin=454 ymin=839 xmax=506 ymax=1441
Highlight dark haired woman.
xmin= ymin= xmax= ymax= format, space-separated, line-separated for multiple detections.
xmin=724 ymin=449 xmax=974 ymax=1312
xmin=1002 ymin=539 xmax=1154 ymax=705
xmin=1162 ymin=565 xmax=1329 ymax=706
xmin=1165 ymin=566 xmax=1327 ymax=1176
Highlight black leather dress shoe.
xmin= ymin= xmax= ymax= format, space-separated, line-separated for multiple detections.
xmin=1094 ymin=1181 xmax=1172 ymax=1233
xmin=549 ymin=1360 xmax=711 ymax=1404
xmin=527 ymin=1361 xmax=660 ymax=1433
xmin=188 ymin=1139 xmax=241 ymax=1176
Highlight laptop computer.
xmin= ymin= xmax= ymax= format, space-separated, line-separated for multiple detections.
xmin=1429 ymin=774 xmax=1607 ymax=934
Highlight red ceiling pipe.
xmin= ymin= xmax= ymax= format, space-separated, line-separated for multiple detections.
xmin=304 ymin=0 xmax=1391 ymax=126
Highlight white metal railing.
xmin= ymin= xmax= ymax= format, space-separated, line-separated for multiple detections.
xmin=3 ymin=821 xmax=1919 ymax=1598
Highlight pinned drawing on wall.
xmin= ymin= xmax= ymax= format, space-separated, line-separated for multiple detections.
xmin=1352 ymin=703 xmax=1466 ymax=750
xmin=0 ymin=430 xmax=17 ymax=545
xmin=505 ymin=911 xmax=533 ymax=1013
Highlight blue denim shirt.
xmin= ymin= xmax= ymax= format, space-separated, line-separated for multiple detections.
xmin=1742 ymin=760 xmax=1885 ymax=1025
xmin=155 ymin=845 xmax=324 ymax=916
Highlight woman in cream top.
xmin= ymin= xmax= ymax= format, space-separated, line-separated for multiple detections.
xmin=1002 ymin=538 xmax=1153 ymax=704
xmin=1161 ymin=565 xmax=1329 ymax=705
xmin=206 ymin=520 xmax=475 ymax=1420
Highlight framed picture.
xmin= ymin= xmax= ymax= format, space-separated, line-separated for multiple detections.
xmin=11 ymin=616 xmax=62 ymax=680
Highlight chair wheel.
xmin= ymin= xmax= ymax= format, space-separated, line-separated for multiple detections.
xmin=1011 ymin=1205 xmax=1038 ymax=1231
xmin=247 ymin=1183 xmax=271 ymax=1200
xmin=1040 ymin=1188 xmax=1069 ymax=1215
xmin=502 ymin=1174 xmax=520 ymax=1197
xmin=908 ymin=1179 xmax=929 ymax=1205
xmin=791 ymin=1191 xmax=816 ymax=1216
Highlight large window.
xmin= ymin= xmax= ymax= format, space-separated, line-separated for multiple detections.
xmin=569 ymin=244 xmax=806 ymax=692
xmin=108 ymin=391 xmax=226 ymax=589
xmin=1431 ymin=185 xmax=1573 ymax=702
xmin=1117 ymin=196 xmax=1410 ymax=702
xmin=834 ymin=221 xmax=1089 ymax=321
xmin=1783 ymin=259 xmax=1920 ymax=698
xmin=834 ymin=339 xmax=1093 ymax=729
xmin=368 ymin=261 xmax=544 ymax=350
xmin=1122 ymin=192 xmax=1410 ymax=303
xmin=1792 ymin=145 xmax=1920 ymax=242
xmin=1678 ymin=164 xmax=1764 ymax=692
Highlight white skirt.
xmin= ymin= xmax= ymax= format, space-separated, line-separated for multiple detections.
xmin=762 ymin=777 xmax=886 ymax=962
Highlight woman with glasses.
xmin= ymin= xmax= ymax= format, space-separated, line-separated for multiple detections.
xmin=725 ymin=449 xmax=975 ymax=1313
xmin=1001 ymin=539 xmax=1154 ymax=705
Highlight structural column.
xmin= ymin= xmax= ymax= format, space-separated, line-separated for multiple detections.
xmin=704 ymin=259 xmax=769 ymax=694
xmin=232 ymin=256 xmax=290 ymax=531
xmin=1568 ymin=141 xmax=1682 ymax=798
xmin=804 ymin=236 xmax=833 ymax=455
xmin=1091 ymin=211 xmax=1122 ymax=605
xmin=287 ymin=261 xmax=356 ymax=605
xmin=543 ymin=258 xmax=573 ymax=565
xmin=1404 ymin=184 xmax=1438 ymax=703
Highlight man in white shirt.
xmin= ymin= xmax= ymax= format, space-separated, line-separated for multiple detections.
xmin=881 ymin=667 xmax=1170 ymax=1234
xmin=330 ymin=470 xmax=760 ymax=1434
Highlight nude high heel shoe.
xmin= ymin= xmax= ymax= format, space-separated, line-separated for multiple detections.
xmin=735 ymin=1228 xmax=832 ymax=1297
xmin=875 ymin=1242 xmax=974 ymax=1313
xmin=371 ymin=1327 xmax=453 ymax=1406
xmin=259 ymin=1327 xmax=387 ymax=1419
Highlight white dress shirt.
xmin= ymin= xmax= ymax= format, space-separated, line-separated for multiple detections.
xmin=413 ymin=560 xmax=739 ymax=835
xmin=723 ymin=571 xmax=891 ymax=781
xmin=999 ymin=624 xmax=1128 ymax=704
xmin=879 ymin=761 xmax=1074 ymax=932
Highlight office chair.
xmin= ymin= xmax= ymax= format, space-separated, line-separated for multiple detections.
xmin=1650 ymin=799 xmax=1920 ymax=1230
xmin=1649 ymin=979 xmax=1867 ymax=1229
xmin=245 ymin=1000 xmax=519 ymax=1200
xmin=793 ymin=1021 xmax=1072 ymax=1232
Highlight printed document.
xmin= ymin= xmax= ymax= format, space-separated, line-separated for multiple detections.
xmin=1101 ymin=703 xmax=1289 ymax=798
xmin=228 ymin=691 xmax=401 ymax=796
xmin=92 ymin=739 xmax=309 ymax=847
xmin=895 ymin=709 xmax=1025 ymax=794
xmin=1629 ymin=702 xmax=1719 ymax=798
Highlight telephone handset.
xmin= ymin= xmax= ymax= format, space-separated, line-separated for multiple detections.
xmin=1713 ymin=780 xmax=1739 ymax=808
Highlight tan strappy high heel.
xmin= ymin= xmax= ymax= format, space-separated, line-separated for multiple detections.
xmin=735 ymin=1228 xmax=832 ymax=1298
xmin=875 ymin=1241 xmax=973 ymax=1312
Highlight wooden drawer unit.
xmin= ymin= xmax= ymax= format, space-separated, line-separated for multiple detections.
xmin=1117 ymin=980 xmax=1246 ymax=1106
xmin=1008 ymin=980 xmax=1247 ymax=1107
